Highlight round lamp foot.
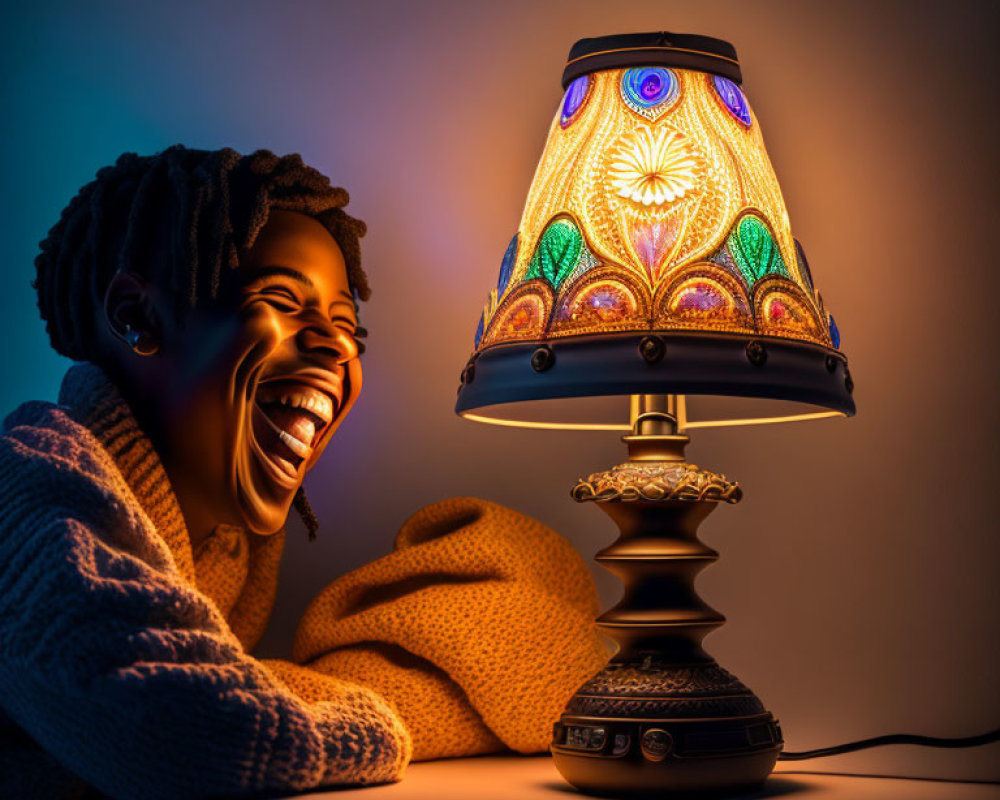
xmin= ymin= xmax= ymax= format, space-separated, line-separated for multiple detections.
xmin=551 ymin=656 xmax=781 ymax=796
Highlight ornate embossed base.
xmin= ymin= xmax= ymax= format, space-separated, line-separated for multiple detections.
xmin=552 ymin=656 xmax=781 ymax=796
xmin=551 ymin=434 xmax=782 ymax=796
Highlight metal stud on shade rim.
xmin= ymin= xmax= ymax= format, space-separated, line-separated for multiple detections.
xmin=456 ymin=31 xmax=852 ymax=430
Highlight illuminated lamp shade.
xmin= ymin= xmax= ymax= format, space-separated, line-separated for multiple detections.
xmin=456 ymin=32 xmax=853 ymax=431
xmin=455 ymin=31 xmax=856 ymax=798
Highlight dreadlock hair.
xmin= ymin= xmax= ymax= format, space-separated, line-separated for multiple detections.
xmin=292 ymin=487 xmax=321 ymax=542
xmin=33 ymin=144 xmax=371 ymax=539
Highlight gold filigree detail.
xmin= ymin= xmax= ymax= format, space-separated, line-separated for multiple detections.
xmin=572 ymin=461 xmax=741 ymax=503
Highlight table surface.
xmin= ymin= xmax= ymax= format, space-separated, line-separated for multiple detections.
xmin=288 ymin=755 xmax=999 ymax=800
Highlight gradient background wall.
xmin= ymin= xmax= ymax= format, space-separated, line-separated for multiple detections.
xmin=2 ymin=0 xmax=997 ymax=784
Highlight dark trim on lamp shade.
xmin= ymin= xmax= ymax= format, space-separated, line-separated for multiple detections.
xmin=562 ymin=31 xmax=742 ymax=88
xmin=455 ymin=332 xmax=855 ymax=417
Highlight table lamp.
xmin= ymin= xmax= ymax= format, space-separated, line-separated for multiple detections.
xmin=455 ymin=31 xmax=854 ymax=796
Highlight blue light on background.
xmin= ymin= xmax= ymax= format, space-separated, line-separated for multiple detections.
xmin=0 ymin=1 xmax=478 ymax=415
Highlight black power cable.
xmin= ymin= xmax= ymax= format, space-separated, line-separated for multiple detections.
xmin=778 ymin=726 xmax=1000 ymax=761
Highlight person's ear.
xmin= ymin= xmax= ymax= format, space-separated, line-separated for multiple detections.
xmin=103 ymin=271 xmax=161 ymax=356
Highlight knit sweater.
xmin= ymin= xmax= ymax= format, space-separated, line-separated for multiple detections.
xmin=0 ymin=364 xmax=609 ymax=799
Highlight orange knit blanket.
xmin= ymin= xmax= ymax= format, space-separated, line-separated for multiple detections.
xmin=273 ymin=497 xmax=611 ymax=761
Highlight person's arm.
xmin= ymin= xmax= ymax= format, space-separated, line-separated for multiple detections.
xmin=0 ymin=423 xmax=410 ymax=800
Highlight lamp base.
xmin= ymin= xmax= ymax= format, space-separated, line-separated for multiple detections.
xmin=551 ymin=655 xmax=781 ymax=796
xmin=550 ymin=451 xmax=782 ymax=796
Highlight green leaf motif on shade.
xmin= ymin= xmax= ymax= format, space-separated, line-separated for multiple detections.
xmin=728 ymin=215 xmax=788 ymax=287
xmin=526 ymin=218 xmax=583 ymax=290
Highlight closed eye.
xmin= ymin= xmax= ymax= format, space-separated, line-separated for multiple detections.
xmin=255 ymin=286 xmax=301 ymax=310
xmin=247 ymin=282 xmax=364 ymax=354
xmin=331 ymin=315 xmax=358 ymax=334
xmin=261 ymin=286 xmax=299 ymax=301
xmin=353 ymin=325 xmax=368 ymax=355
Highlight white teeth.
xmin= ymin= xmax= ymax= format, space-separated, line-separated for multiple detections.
xmin=258 ymin=409 xmax=312 ymax=458
xmin=258 ymin=385 xmax=334 ymax=424
xmin=279 ymin=430 xmax=311 ymax=458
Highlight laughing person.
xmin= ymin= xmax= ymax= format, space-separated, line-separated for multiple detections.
xmin=0 ymin=147 xmax=608 ymax=799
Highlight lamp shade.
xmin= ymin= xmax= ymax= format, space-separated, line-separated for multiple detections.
xmin=456 ymin=32 xmax=854 ymax=428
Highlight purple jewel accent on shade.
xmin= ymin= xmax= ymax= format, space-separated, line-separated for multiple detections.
xmin=474 ymin=315 xmax=484 ymax=348
xmin=560 ymin=76 xmax=590 ymax=127
xmin=497 ymin=234 xmax=518 ymax=294
xmin=622 ymin=68 xmax=677 ymax=110
xmin=713 ymin=75 xmax=752 ymax=127
xmin=829 ymin=314 xmax=841 ymax=349
xmin=683 ymin=286 xmax=722 ymax=312
xmin=590 ymin=290 xmax=618 ymax=310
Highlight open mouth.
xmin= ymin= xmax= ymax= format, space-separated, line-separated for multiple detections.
xmin=250 ymin=375 xmax=339 ymax=488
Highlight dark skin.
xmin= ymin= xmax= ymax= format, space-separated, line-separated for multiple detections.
xmin=99 ymin=210 xmax=362 ymax=551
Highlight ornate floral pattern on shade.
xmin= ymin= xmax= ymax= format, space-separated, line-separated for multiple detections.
xmin=754 ymin=278 xmax=826 ymax=343
xmin=481 ymin=281 xmax=554 ymax=347
xmin=550 ymin=268 xmax=651 ymax=337
xmin=556 ymin=281 xmax=636 ymax=327
xmin=609 ymin=126 xmax=701 ymax=207
xmin=472 ymin=67 xmax=842 ymax=354
xmin=654 ymin=266 xmax=753 ymax=333
xmin=674 ymin=281 xmax=731 ymax=313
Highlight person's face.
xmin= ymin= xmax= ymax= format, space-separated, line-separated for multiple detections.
xmin=137 ymin=210 xmax=362 ymax=537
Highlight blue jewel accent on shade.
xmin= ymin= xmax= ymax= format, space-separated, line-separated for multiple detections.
xmin=829 ymin=314 xmax=841 ymax=349
xmin=474 ymin=315 xmax=484 ymax=348
xmin=561 ymin=76 xmax=590 ymax=127
xmin=497 ymin=234 xmax=518 ymax=294
xmin=621 ymin=68 xmax=677 ymax=111
xmin=794 ymin=239 xmax=815 ymax=292
xmin=713 ymin=75 xmax=752 ymax=127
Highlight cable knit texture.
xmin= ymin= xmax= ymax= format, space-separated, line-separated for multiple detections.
xmin=0 ymin=364 xmax=610 ymax=798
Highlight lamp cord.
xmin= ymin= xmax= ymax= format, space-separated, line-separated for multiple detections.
xmin=778 ymin=726 xmax=1000 ymax=761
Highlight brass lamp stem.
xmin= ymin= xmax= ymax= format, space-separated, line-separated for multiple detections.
xmin=626 ymin=394 xmax=688 ymax=462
